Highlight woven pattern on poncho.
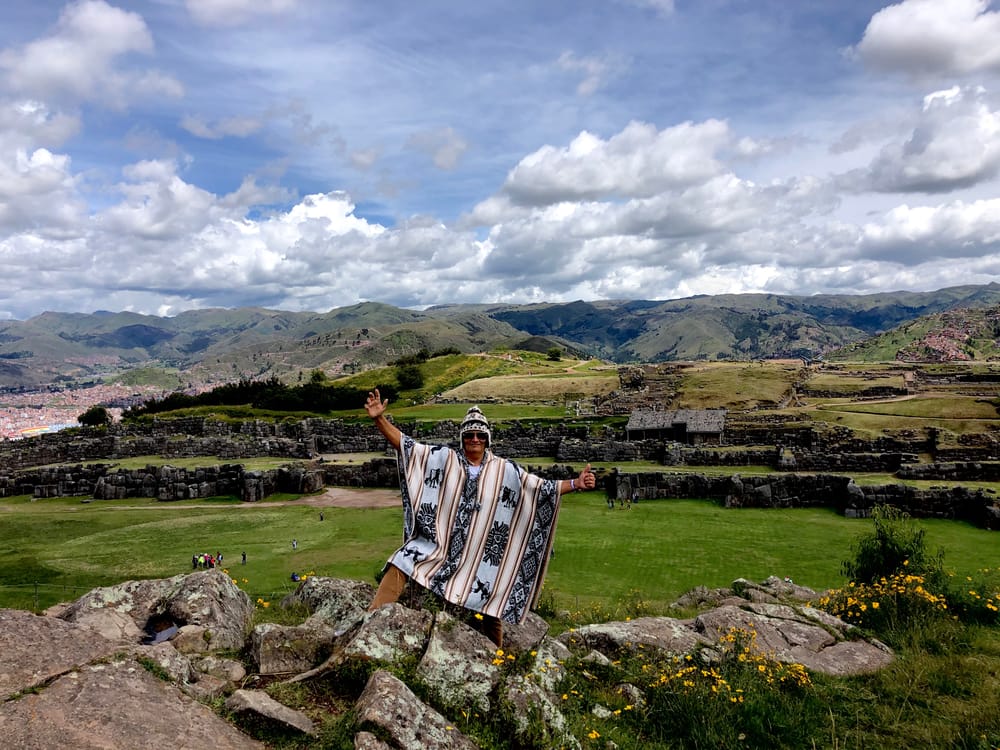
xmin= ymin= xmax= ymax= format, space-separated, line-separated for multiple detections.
xmin=386 ymin=435 xmax=560 ymax=624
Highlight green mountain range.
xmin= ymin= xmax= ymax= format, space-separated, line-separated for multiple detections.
xmin=2 ymin=283 xmax=999 ymax=390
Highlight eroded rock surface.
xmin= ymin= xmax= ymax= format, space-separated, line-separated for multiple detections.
xmin=0 ymin=572 xmax=896 ymax=749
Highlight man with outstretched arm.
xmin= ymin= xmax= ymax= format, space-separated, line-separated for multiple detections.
xmin=364 ymin=387 xmax=596 ymax=647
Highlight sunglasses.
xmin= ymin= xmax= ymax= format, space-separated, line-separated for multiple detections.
xmin=463 ymin=431 xmax=488 ymax=441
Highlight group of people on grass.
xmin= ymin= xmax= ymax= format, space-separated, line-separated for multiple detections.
xmin=192 ymin=551 xmax=223 ymax=569
xmin=605 ymin=491 xmax=636 ymax=509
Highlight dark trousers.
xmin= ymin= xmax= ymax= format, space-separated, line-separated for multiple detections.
xmin=369 ymin=564 xmax=504 ymax=647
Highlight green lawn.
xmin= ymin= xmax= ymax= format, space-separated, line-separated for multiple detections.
xmin=817 ymin=395 xmax=998 ymax=419
xmin=2 ymin=492 xmax=997 ymax=615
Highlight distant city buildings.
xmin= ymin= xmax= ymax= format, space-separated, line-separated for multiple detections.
xmin=0 ymin=384 xmax=165 ymax=439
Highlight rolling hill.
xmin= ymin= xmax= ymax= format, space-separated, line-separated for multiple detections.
xmin=2 ymin=283 xmax=999 ymax=391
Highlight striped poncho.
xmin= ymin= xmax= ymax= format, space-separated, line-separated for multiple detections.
xmin=386 ymin=435 xmax=561 ymax=624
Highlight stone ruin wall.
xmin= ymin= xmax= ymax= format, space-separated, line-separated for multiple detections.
xmin=612 ymin=470 xmax=999 ymax=530
xmin=0 ymin=429 xmax=313 ymax=470
xmin=2 ymin=462 xmax=324 ymax=503
xmin=782 ymin=451 xmax=918 ymax=473
xmin=3 ymin=453 xmax=997 ymax=531
xmin=897 ymin=461 xmax=1000 ymax=481
xmin=3 ymin=415 xmax=996 ymax=474
xmin=318 ymin=457 xmax=579 ymax=489
xmin=1 ymin=415 xmax=997 ymax=528
xmin=797 ymin=386 xmax=908 ymax=399
xmin=933 ymin=431 xmax=1000 ymax=462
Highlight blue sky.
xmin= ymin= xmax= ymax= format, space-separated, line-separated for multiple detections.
xmin=1 ymin=0 xmax=1000 ymax=319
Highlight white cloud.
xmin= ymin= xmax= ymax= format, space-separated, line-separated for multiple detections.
xmin=6 ymin=1 xmax=1000 ymax=321
xmin=349 ymin=148 xmax=380 ymax=171
xmin=840 ymin=85 xmax=1000 ymax=193
xmin=0 ymin=0 xmax=180 ymax=108
xmin=97 ymin=159 xmax=230 ymax=240
xmin=180 ymin=114 xmax=264 ymax=139
xmin=854 ymin=0 xmax=1000 ymax=78
xmin=0 ymin=99 xmax=79 ymax=152
xmin=500 ymin=120 xmax=731 ymax=206
xmin=0 ymin=147 xmax=85 ymax=235
xmin=185 ymin=0 xmax=300 ymax=27
xmin=406 ymin=127 xmax=469 ymax=171
xmin=860 ymin=198 xmax=1000 ymax=261
xmin=619 ymin=0 xmax=675 ymax=17
xmin=556 ymin=51 xmax=617 ymax=96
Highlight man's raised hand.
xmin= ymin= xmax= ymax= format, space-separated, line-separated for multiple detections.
xmin=365 ymin=388 xmax=388 ymax=419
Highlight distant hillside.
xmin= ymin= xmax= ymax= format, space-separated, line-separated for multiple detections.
xmin=2 ymin=283 xmax=1000 ymax=390
xmin=454 ymin=283 xmax=1000 ymax=361
xmin=827 ymin=304 xmax=1000 ymax=362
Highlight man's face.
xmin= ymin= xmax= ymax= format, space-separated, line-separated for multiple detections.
xmin=462 ymin=431 xmax=488 ymax=462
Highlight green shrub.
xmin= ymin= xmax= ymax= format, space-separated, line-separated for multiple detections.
xmin=942 ymin=567 xmax=1000 ymax=626
xmin=395 ymin=363 xmax=424 ymax=390
xmin=841 ymin=504 xmax=945 ymax=586
xmin=587 ymin=626 xmax=819 ymax=749
xmin=78 ymin=405 xmax=112 ymax=427
xmin=815 ymin=569 xmax=956 ymax=649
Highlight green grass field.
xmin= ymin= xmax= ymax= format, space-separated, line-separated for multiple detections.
xmin=673 ymin=361 xmax=800 ymax=407
xmin=2 ymin=491 xmax=997 ymax=616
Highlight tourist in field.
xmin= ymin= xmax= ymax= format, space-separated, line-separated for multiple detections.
xmin=364 ymin=387 xmax=596 ymax=647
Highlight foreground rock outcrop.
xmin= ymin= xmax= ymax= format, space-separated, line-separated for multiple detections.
xmin=0 ymin=570 xmax=893 ymax=749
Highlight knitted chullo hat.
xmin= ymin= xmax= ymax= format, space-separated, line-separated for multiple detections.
xmin=459 ymin=405 xmax=491 ymax=446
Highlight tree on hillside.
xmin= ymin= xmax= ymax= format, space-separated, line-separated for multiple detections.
xmin=396 ymin=363 xmax=424 ymax=390
xmin=78 ymin=405 xmax=112 ymax=427
xmin=546 ymin=347 xmax=562 ymax=361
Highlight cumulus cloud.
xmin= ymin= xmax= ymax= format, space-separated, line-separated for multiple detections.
xmin=500 ymin=120 xmax=731 ymax=206
xmin=840 ymin=85 xmax=1000 ymax=193
xmin=466 ymin=114 xmax=848 ymax=297
xmin=0 ymin=100 xmax=79 ymax=152
xmin=0 ymin=0 xmax=181 ymax=107
xmin=0 ymin=158 xmax=498 ymax=317
xmin=6 ymin=1 xmax=1000 ymax=321
xmin=829 ymin=115 xmax=909 ymax=155
xmin=854 ymin=0 xmax=1000 ymax=78
xmin=860 ymin=198 xmax=1000 ymax=261
xmin=0 ymin=146 xmax=86 ymax=237
xmin=97 ymin=159 xmax=234 ymax=240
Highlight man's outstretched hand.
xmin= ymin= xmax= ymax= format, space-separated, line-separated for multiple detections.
xmin=365 ymin=387 xmax=402 ymax=450
xmin=365 ymin=388 xmax=388 ymax=419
